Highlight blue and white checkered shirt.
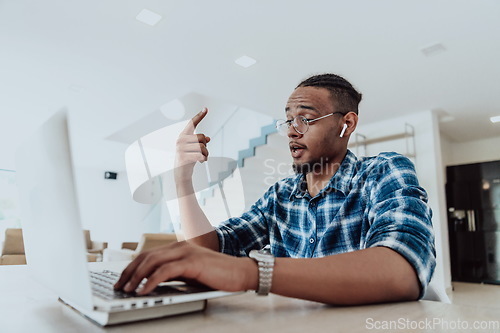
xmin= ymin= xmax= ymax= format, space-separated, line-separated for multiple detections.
xmin=215 ymin=150 xmax=436 ymax=297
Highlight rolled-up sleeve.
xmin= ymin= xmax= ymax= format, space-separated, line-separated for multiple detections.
xmin=215 ymin=189 xmax=272 ymax=257
xmin=364 ymin=155 xmax=436 ymax=298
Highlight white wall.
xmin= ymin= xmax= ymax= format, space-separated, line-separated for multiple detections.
xmin=354 ymin=110 xmax=452 ymax=293
xmin=74 ymin=167 xmax=154 ymax=249
xmin=70 ymin=127 xmax=169 ymax=249
xmin=442 ymin=135 xmax=500 ymax=167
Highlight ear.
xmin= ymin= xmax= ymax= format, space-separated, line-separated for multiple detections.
xmin=342 ymin=112 xmax=358 ymax=138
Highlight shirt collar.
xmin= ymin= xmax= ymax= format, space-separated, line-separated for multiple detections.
xmin=289 ymin=150 xmax=358 ymax=199
xmin=289 ymin=174 xmax=308 ymax=199
xmin=324 ymin=150 xmax=358 ymax=195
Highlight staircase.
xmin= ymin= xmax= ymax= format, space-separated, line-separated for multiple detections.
xmin=199 ymin=125 xmax=293 ymax=225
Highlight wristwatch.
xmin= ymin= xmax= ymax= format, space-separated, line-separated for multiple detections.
xmin=249 ymin=245 xmax=275 ymax=296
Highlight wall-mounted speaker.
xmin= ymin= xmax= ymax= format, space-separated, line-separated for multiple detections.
xmin=104 ymin=171 xmax=118 ymax=180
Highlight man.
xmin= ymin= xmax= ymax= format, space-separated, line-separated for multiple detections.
xmin=115 ymin=73 xmax=436 ymax=305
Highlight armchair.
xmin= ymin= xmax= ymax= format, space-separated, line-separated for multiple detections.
xmin=0 ymin=229 xmax=107 ymax=264
xmin=1 ymin=228 xmax=27 ymax=265
xmin=121 ymin=242 xmax=139 ymax=251
xmin=83 ymin=230 xmax=108 ymax=262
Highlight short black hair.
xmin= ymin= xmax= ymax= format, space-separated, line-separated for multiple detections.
xmin=296 ymin=73 xmax=362 ymax=114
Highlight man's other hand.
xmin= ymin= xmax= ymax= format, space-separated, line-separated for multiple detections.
xmin=114 ymin=242 xmax=257 ymax=295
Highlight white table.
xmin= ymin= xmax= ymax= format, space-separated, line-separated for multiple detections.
xmin=1 ymin=264 xmax=499 ymax=333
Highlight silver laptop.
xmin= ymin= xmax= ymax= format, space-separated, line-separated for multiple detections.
xmin=16 ymin=110 xmax=238 ymax=326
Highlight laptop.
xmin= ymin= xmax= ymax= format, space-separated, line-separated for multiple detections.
xmin=15 ymin=109 xmax=239 ymax=326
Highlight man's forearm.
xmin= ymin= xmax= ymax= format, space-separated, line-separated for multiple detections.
xmin=176 ymin=180 xmax=219 ymax=251
xmin=266 ymin=247 xmax=420 ymax=305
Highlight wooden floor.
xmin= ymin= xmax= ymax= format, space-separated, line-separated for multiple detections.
xmin=450 ymin=282 xmax=500 ymax=310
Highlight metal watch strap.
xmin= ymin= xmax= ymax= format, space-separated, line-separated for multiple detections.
xmin=249 ymin=245 xmax=275 ymax=296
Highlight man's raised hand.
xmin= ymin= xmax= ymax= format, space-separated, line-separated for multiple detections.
xmin=175 ymin=108 xmax=211 ymax=182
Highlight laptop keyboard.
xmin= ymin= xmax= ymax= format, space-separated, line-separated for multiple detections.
xmin=89 ymin=270 xmax=213 ymax=301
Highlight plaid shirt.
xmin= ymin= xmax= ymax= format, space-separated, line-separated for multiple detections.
xmin=215 ymin=150 xmax=436 ymax=297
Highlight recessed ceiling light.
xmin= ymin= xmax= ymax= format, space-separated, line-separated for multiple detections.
xmin=490 ymin=116 xmax=500 ymax=123
xmin=136 ymin=9 xmax=162 ymax=26
xmin=235 ymin=55 xmax=257 ymax=68
xmin=421 ymin=43 xmax=446 ymax=57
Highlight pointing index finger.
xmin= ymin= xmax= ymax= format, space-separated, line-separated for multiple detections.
xmin=181 ymin=108 xmax=208 ymax=135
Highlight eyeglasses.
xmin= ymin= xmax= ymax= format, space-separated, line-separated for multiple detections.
xmin=275 ymin=112 xmax=345 ymax=136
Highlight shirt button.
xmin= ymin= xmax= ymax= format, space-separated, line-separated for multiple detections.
xmin=309 ymin=238 xmax=315 ymax=244
xmin=310 ymin=202 xmax=315 ymax=207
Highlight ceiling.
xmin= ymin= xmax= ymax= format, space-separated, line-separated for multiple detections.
xmin=1 ymin=0 xmax=499 ymax=170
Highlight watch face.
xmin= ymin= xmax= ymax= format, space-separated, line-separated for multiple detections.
xmin=249 ymin=249 xmax=274 ymax=262
xmin=249 ymin=250 xmax=259 ymax=259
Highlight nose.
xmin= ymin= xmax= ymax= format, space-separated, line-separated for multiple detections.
xmin=287 ymin=122 xmax=302 ymax=139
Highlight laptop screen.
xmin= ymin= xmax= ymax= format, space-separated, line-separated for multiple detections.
xmin=16 ymin=109 xmax=94 ymax=310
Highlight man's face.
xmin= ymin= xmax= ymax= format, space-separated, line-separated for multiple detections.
xmin=285 ymin=86 xmax=345 ymax=174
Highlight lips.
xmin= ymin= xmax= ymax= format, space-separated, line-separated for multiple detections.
xmin=289 ymin=142 xmax=306 ymax=158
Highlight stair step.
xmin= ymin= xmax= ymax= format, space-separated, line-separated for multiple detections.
xmin=201 ymin=123 xmax=295 ymax=212
xmin=266 ymin=133 xmax=288 ymax=146
xmin=253 ymin=145 xmax=290 ymax=159
xmin=242 ymin=157 xmax=293 ymax=177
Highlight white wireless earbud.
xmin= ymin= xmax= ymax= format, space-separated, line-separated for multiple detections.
xmin=339 ymin=123 xmax=348 ymax=138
